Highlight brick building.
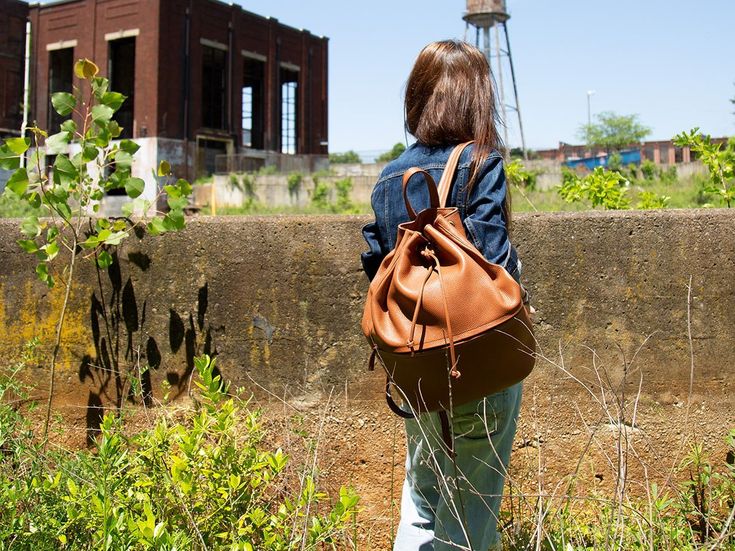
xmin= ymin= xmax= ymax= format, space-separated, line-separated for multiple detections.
xmin=0 ymin=0 xmax=28 ymax=139
xmin=26 ymin=0 xmax=328 ymax=202
xmin=536 ymin=137 xmax=729 ymax=165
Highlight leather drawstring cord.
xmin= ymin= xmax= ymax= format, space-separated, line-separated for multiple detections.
xmin=407 ymin=246 xmax=461 ymax=379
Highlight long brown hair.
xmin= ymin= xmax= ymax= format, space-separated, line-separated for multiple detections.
xmin=404 ymin=40 xmax=510 ymax=223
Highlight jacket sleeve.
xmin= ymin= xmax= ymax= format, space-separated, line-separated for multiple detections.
xmin=462 ymin=155 xmax=520 ymax=280
xmin=360 ymin=182 xmax=386 ymax=282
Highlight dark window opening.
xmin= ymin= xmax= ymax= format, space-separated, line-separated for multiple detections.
xmin=109 ymin=37 xmax=136 ymax=139
xmin=242 ymin=58 xmax=265 ymax=149
xmin=280 ymin=67 xmax=298 ymax=155
xmin=48 ymin=48 xmax=74 ymax=132
xmin=202 ymin=46 xmax=227 ymax=130
xmin=198 ymin=138 xmax=228 ymax=177
xmin=674 ymin=147 xmax=683 ymax=164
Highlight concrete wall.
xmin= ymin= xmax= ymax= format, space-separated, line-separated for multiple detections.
xmin=0 ymin=211 xmax=733 ymax=497
xmin=201 ymin=173 xmax=375 ymax=208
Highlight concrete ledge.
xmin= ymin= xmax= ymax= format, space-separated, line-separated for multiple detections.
xmin=0 ymin=210 xmax=733 ymax=444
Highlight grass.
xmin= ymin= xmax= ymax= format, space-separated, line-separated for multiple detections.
xmin=511 ymin=172 xmax=717 ymax=213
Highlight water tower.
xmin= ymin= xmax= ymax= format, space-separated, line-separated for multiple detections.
xmin=463 ymin=0 xmax=527 ymax=158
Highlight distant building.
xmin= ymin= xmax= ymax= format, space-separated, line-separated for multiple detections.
xmin=0 ymin=0 xmax=28 ymax=139
xmin=25 ymin=0 xmax=328 ymax=206
xmin=536 ymin=137 xmax=729 ymax=166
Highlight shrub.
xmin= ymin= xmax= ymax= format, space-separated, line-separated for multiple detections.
xmin=376 ymin=143 xmax=406 ymax=163
xmin=505 ymin=159 xmax=540 ymax=191
xmin=287 ymin=172 xmax=303 ymax=197
xmin=0 ymin=354 xmax=359 ymax=549
xmin=311 ymin=177 xmax=330 ymax=210
xmin=558 ymin=166 xmax=630 ymax=210
xmin=674 ymin=129 xmax=734 ymax=207
xmin=637 ymin=190 xmax=670 ymax=209
xmin=334 ymin=177 xmax=353 ymax=211
xmin=328 ymin=151 xmax=361 ymax=164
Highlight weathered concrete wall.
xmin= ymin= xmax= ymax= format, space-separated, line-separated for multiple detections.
xmin=201 ymin=173 xmax=376 ymax=208
xmin=1 ymin=208 xmax=732 ymax=415
xmin=1 ymin=211 xmax=734 ymax=525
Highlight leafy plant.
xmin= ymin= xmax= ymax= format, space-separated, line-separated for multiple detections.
xmin=334 ymin=177 xmax=353 ymax=211
xmin=311 ymin=177 xmax=330 ymax=209
xmin=0 ymin=58 xmax=190 ymax=440
xmin=0 ymin=353 xmax=360 ymax=549
xmin=287 ymin=172 xmax=303 ymax=197
xmin=674 ymin=129 xmax=734 ymax=207
xmin=505 ymin=159 xmax=540 ymax=191
xmin=640 ymin=159 xmax=657 ymax=181
xmin=637 ymin=190 xmax=670 ymax=210
xmin=376 ymin=143 xmax=406 ymax=163
xmin=558 ymin=166 xmax=630 ymax=210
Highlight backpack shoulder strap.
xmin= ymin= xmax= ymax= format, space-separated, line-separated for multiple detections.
xmin=437 ymin=141 xmax=474 ymax=207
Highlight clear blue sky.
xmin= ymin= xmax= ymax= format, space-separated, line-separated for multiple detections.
xmin=241 ymin=0 xmax=735 ymax=156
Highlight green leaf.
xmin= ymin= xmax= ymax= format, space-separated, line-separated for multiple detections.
xmin=91 ymin=104 xmax=114 ymax=124
xmin=28 ymin=192 xmax=41 ymax=208
xmin=108 ymin=120 xmax=122 ymax=138
xmin=6 ymin=168 xmax=29 ymax=196
xmin=35 ymin=262 xmax=54 ymax=288
xmin=0 ymin=144 xmax=20 ymax=170
xmin=51 ymin=92 xmax=76 ymax=117
xmin=74 ymin=58 xmax=99 ymax=79
xmin=114 ymin=150 xmax=133 ymax=170
xmin=95 ymin=127 xmax=111 ymax=148
xmin=5 ymin=137 xmax=30 ymax=155
xmin=46 ymin=131 xmax=71 ymax=152
xmin=125 ymin=177 xmax=145 ymax=199
xmin=162 ymin=210 xmax=185 ymax=231
xmin=176 ymin=178 xmax=193 ymax=196
xmin=101 ymin=91 xmax=126 ymax=111
xmin=82 ymin=145 xmax=98 ymax=163
xmin=20 ymin=216 xmax=41 ymax=238
xmin=60 ymin=119 xmax=77 ymax=134
xmin=147 ymin=218 xmax=166 ymax=236
xmin=163 ymin=184 xmax=180 ymax=199
xmin=43 ymin=240 xmax=60 ymax=261
xmin=53 ymin=155 xmax=78 ymax=186
xmin=91 ymin=76 xmax=108 ymax=98
xmin=157 ymin=160 xmax=171 ymax=177
xmin=119 ymin=140 xmax=140 ymax=155
xmin=17 ymin=239 xmax=38 ymax=253
xmin=103 ymin=231 xmax=127 ymax=246
xmin=81 ymin=234 xmax=100 ymax=249
xmin=167 ymin=195 xmax=188 ymax=211
xmin=97 ymin=250 xmax=113 ymax=269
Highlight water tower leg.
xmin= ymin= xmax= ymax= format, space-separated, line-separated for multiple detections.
xmin=503 ymin=21 xmax=528 ymax=160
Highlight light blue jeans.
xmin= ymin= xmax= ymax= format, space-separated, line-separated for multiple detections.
xmin=393 ymin=383 xmax=523 ymax=550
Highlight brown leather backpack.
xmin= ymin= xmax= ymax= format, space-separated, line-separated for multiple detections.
xmin=362 ymin=142 xmax=536 ymax=421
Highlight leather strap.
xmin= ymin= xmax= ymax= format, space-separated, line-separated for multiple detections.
xmin=402 ymin=168 xmax=439 ymax=220
xmin=385 ymin=378 xmax=415 ymax=419
xmin=437 ymin=141 xmax=474 ymax=207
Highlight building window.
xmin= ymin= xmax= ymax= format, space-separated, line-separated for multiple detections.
xmin=674 ymin=146 xmax=683 ymax=164
xmin=48 ymin=48 xmax=74 ymax=132
xmin=241 ymin=57 xmax=265 ymax=149
xmin=280 ymin=67 xmax=298 ymax=155
xmin=202 ymin=46 xmax=227 ymax=130
xmin=108 ymin=37 xmax=136 ymax=139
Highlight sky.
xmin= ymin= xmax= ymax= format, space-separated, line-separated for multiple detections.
xmin=240 ymin=0 xmax=735 ymax=157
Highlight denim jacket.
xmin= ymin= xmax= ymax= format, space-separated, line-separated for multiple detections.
xmin=361 ymin=142 xmax=521 ymax=284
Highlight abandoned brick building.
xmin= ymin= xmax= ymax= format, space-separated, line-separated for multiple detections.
xmin=0 ymin=0 xmax=28 ymax=139
xmin=20 ymin=0 xmax=328 ymax=201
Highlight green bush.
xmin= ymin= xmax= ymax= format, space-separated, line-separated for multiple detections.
xmin=376 ymin=143 xmax=406 ymax=163
xmin=505 ymin=159 xmax=540 ymax=191
xmin=334 ymin=178 xmax=353 ymax=211
xmin=558 ymin=166 xmax=630 ymax=210
xmin=287 ymin=172 xmax=303 ymax=197
xmin=0 ymin=354 xmax=359 ymax=550
xmin=311 ymin=177 xmax=330 ymax=210
xmin=328 ymin=151 xmax=361 ymax=164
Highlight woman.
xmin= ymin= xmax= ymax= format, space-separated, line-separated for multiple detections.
xmin=361 ymin=40 xmax=527 ymax=550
